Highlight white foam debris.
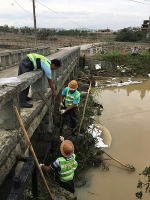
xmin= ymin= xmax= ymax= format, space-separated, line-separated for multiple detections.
xmin=95 ymin=80 xmax=142 ymax=88
xmin=95 ymin=138 xmax=108 ymax=148
xmin=95 ymin=82 xmax=98 ymax=87
xmin=88 ymin=124 xmax=108 ymax=148
xmin=95 ymin=64 xmax=101 ymax=69
xmin=147 ymin=74 xmax=150 ymax=77
xmin=117 ymin=81 xmax=142 ymax=87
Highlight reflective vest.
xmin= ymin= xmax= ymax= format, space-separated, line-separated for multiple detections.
xmin=27 ymin=53 xmax=51 ymax=70
xmin=65 ymin=88 xmax=80 ymax=108
xmin=58 ymin=154 xmax=78 ymax=182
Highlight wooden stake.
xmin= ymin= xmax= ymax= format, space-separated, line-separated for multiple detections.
xmin=14 ymin=106 xmax=54 ymax=200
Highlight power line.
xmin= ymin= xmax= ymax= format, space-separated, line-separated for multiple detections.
xmin=35 ymin=0 xmax=91 ymax=30
xmin=13 ymin=0 xmax=32 ymax=15
xmin=13 ymin=0 xmax=94 ymax=30
xmin=129 ymin=0 xmax=150 ymax=5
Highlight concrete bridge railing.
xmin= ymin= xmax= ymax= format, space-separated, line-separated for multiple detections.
xmin=0 ymin=46 xmax=50 ymax=71
xmin=0 ymin=46 xmax=80 ymax=185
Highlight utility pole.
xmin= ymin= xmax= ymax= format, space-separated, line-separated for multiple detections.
xmin=32 ymin=0 xmax=37 ymax=47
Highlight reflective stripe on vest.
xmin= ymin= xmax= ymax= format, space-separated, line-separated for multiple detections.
xmin=58 ymin=154 xmax=78 ymax=182
xmin=65 ymin=88 xmax=80 ymax=108
xmin=27 ymin=53 xmax=50 ymax=70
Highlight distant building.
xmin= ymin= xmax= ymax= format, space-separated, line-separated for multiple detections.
xmin=141 ymin=16 xmax=150 ymax=31
xmin=97 ymin=28 xmax=110 ymax=32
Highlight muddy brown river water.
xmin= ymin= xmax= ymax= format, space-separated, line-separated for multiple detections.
xmin=76 ymin=80 xmax=150 ymax=200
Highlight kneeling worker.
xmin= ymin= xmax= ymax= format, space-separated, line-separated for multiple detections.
xmin=40 ymin=140 xmax=78 ymax=194
xmin=59 ymin=80 xmax=80 ymax=136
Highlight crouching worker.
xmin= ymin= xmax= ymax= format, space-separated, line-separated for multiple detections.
xmin=59 ymin=80 xmax=80 ymax=136
xmin=40 ymin=140 xmax=78 ymax=194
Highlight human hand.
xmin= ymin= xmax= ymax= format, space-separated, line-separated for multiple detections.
xmin=60 ymin=136 xmax=64 ymax=142
xmin=60 ymin=109 xmax=66 ymax=114
xmin=39 ymin=163 xmax=44 ymax=168
xmin=52 ymin=91 xmax=57 ymax=98
xmin=60 ymin=103 xmax=64 ymax=107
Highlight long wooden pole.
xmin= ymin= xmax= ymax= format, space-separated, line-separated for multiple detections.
xmin=79 ymin=81 xmax=92 ymax=133
xmin=14 ymin=106 xmax=54 ymax=200
xmin=38 ymin=92 xmax=59 ymax=121
xmin=103 ymin=151 xmax=135 ymax=171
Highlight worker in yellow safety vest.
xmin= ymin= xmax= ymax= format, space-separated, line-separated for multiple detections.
xmin=59 ymin=80 xmax=80 ymax=136
xmin=40 ymin=139 xmax=78 ymax=194
xmin=18 ymin=53 xmax=61 ymax=108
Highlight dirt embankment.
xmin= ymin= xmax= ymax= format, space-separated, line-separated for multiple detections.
xmin=0 ymin=32 xmax=115 ymax=51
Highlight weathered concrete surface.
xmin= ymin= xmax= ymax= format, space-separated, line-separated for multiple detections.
xmin=0 ymin=89 xmax=53 ymax=185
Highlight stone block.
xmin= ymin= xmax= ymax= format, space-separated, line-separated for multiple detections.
xmin=0 ymin=97 xmax=19 ymax=130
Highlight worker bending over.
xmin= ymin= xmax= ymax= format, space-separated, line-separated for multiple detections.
xmin=18 ymin=53 xmax=61 ymax=108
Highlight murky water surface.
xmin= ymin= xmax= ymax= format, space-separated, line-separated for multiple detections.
xmin=76 ymin=81 xmax=150 ymax=200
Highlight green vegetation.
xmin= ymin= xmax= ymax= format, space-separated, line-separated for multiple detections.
xmin=115 ymin=27 xmax=150 ymax=43
xmin=0 ymin=24 xmax=115 ymax=42
xmin=94 ymin=51 xmax=150 ymax=75
xmin=37 ymin=29 xmax=89 ymax=40
xmin=136 ymin=167 xmax=150 ymax=199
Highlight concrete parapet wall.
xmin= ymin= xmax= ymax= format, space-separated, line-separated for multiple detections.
xmin=0 ymin=46 xmax=50 ymax=70
xmin=0 ymin=46 xmax=80 ymax=185
xmin=84 ymin=59 xmax=113 ymax=70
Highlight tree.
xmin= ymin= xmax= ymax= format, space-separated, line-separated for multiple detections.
xmin=3 ymin=24 xmax=9 ymax=33
xmin=115 ymin=28 xmax=145 ymax=42
xmin=10 ymin=26 xmax=15 ymax=33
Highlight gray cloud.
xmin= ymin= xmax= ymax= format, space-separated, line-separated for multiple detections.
xmin=0 ymin=0 xmax=149 ymax=30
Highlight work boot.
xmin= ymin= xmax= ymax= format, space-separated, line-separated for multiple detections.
xmin=20 ymin=103 xmax=33 ymax=108
xmin=26 ymin=97 xmax=32 ymax=101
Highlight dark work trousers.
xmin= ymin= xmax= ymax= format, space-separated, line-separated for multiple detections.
xmin=18 ymin=56 xmax=34 ymax=105
xmin=59 ymin=179 xmax=75 ymax=193
xmin=55 ymin=173 xmax=75 ymax=193
xmin=61 ymin=106 xmax=79 ymax=134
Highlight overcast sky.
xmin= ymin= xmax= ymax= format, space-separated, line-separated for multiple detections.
xmin=0 ymin=0 xmax=150 ymax=31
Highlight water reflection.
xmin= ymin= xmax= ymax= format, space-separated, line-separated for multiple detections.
xmin=95 ymin=80 xmax=150 ymax=100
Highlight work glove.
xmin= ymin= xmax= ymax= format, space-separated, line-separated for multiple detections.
xmin=39 ymin=163 xmax=44 ymax=168
xmin=60 ymin=103 xmax=64 ymax=107
xmin=60 ymin=109 xmax=66 ymax=114
xmin=60 ymin=136 xmax=64 ymax=142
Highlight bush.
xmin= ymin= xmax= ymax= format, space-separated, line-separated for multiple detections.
xmin=94 ymin=51 xmax=150 ymax=75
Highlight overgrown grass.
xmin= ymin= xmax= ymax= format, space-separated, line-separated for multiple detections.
xmin=94 ymin=51 xmax=150 ymax=75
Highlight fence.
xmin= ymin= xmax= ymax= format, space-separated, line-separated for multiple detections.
xmin=0 ymin=46 xmax=50 ymax=70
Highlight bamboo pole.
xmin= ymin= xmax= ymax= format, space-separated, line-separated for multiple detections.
xmin=38 ymin=92 xmax=59 ymax=121
xmin=103 ymin=151 xmax=135 ymax=171
xmin=79 ymin=80 xmax=92 ymax=133
xmin=13 ymin=106 xmax=54 ymax=200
